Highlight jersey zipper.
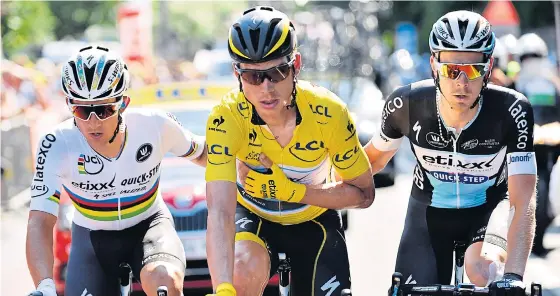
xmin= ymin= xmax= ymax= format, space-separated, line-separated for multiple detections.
xmin=452 ymin=132 xmax=461 ymax=209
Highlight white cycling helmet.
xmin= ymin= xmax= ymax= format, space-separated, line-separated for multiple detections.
xmin=61 ymin=45 xmax=130 ymax=101
xmin=493 ymin=39 xmax=508 ymax=71
xmin=517 ymin=33 xmax=548 ymax=59
xmin=429 ymin=10 xmax=495 ymax=57
xmin=498 ymin=34 xmax=518 ymax=56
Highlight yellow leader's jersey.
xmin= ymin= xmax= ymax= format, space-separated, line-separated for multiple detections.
xmin=205 ymin=80 xmax=370 ymax=224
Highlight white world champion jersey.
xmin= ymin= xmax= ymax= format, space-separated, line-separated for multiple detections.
xmin=29 ymin=108 xmax=204 ymax=230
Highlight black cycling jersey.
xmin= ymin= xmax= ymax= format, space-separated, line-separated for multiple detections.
xmin=371 ymin=79 xmax=537 ymax=208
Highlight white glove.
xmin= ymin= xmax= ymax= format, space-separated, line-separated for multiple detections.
xmin=28 ymin=278 xmax=57 ymax=296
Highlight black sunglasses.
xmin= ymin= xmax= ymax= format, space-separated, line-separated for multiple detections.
xmin=235 ymin=59 xmax=294 ymax=86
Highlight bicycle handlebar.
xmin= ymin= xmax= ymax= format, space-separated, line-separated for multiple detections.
xmin=388 ymin=272 xmax=543 ymax=296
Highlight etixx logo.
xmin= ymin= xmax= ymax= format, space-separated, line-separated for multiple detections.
xmin=136 ymin=143 xmax=153 ymax=162
xmin=77 ymin=154 xmax=104 ymax=175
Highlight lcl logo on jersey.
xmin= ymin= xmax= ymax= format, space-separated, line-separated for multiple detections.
xmin=136 ymin=143 xmax=153 ymax=163
xmin=288 ymin=140 xmax=326 ymax=162
xmin=310 ymin=104 xmax=332 ymax=118
xmin=237 ymin=101 xmax=250 ymax=118
xmin=333 ymin=146 xmax=360 ymax=170
xmin=77 ymin=154 xmax=104 ymax=175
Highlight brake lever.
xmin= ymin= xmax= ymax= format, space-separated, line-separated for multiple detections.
xmin=531 ymin=283 xmax=542 ymax=296
xmin=389 ymin=272 xmax=403 ymax=296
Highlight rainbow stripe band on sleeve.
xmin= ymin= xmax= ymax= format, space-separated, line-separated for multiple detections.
xmin=62 ymin=178 xmax=160 ymax=221
xmin=180 ymin=142 xmax=198 ymax=158
xmin=47 ymin=191 xmax=61 ymax=204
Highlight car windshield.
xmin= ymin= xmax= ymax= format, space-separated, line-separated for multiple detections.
xmin=159 ymin=107 xmax=210 ymax=191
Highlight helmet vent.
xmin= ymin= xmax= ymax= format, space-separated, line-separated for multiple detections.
xmin=68 ymin=61 xmax=82 ymax=90
xmin=457 ymin=19 xmax=469 ymax=40
xmin=97 ymin=60 xmax=114 ymax=90
xmin=467 ymin=39 xmax=485 ymax=50
xmin=431 ymin=33 xmax=439 ymax=47
xmin=249 ymin=28 xmax=261 ymax=53
xmin=93 ymin=88 xmax=112 ymax=100
xmin=469 ymin=20 xmax=481 ymax=41
xmin=441 ymin=39 xmax=458 ymax=49
xmin=441 ymin=18 xmax=454 ymax=39
xmin=115 ymin=74 xmax=125 ymax=92
xmin=265 ymin=19 xmax=281 ymax=46
xmin=84 ymin=64 xmax=96 ymax=91
xmin=234 ymin=26 xmax=249 ymax=50
xmin=243 ymin=7 xmax=256 ymax=15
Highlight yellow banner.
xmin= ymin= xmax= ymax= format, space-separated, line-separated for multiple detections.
xmin=127 ymin=80 xmax=236 ymax=106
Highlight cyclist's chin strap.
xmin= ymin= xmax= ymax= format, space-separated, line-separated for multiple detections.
xmin=286 ymin=65 xmax=298 ymax=110
xmin=108 ymin=114 xmax=123 ymax=144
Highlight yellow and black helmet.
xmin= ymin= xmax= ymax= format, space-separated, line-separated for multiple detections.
xmin=228 ymin=6 xmax=297 ymax=64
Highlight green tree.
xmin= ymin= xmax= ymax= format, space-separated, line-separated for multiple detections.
xmin=47 ymin=1 xmax=118 ymax=40
xmin=1 ymin=1 xmax=56 ymax=58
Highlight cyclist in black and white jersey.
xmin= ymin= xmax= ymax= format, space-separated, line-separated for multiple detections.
xmin=364 ymin=11 xmax=537 ymax=295
xmin=515 ymin=33 xmax=560 ymax=257
xmin=26 ymin=46 xmax=206 ymax=296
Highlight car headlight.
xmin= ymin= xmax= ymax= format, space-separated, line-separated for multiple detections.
xmin=57 ymin=204 xmax=75 ymax=230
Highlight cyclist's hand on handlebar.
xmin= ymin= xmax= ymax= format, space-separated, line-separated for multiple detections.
xmin=206 ymin=283 xmax=237 ymax=296
xmin=488 ymin=273 xmax=526 ymax=296
xmin=28 ymin=278 xmax=57 ymax=296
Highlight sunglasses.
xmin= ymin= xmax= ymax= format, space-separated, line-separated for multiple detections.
xmin=435 ymin=61 xmax=491 ymax=80
xmin=68 ymin=97 xmax=124 ymax=121
xmin=235 ymin=59 xmax=294 ymax=86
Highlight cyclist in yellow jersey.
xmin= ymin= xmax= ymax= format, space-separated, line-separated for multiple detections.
xmin=204 ymin=6 xmax=374 ymax=296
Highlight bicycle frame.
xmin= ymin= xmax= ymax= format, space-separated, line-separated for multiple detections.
xmin=119 ymin=263 xmax=168 ymax=296
xmin=453 ymin=241 xmax=467 ymax=286
xmin=278 ymin=253 xmax=291 ymax=296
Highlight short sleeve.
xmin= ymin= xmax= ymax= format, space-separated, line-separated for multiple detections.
xmin=205 ymin=103 xmax=243 ymax=182
xmin=326 ymin=104 xmax=371 ymax=180
xmin=29 ymin=131 xmax=64 ymax=217
xmin=505 ymin=94 xmax=537 ymax=176
xmin=160 ymin=111 xmax=205 ymax=160
xmin=370 ymin=86 xmax=409 ymax=151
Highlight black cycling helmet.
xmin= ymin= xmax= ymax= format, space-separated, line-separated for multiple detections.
xmin=228 ymin=6 xmax=297 ymax=64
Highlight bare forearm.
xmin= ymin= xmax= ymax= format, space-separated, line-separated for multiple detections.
xmin=206 ymin=206 xmax=235 ymax=289
xmin=301 ymin=181 xmax=374 ymax=209
xmin=191 ymin=146 xmax=208 ymax=167
xmin=505 ymin=197 xmax=536 ymax=276
xmin=26 ymin=215 xmax=55 ymax=286
xmin=371 ymin=160 xmax=389 ymax=175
